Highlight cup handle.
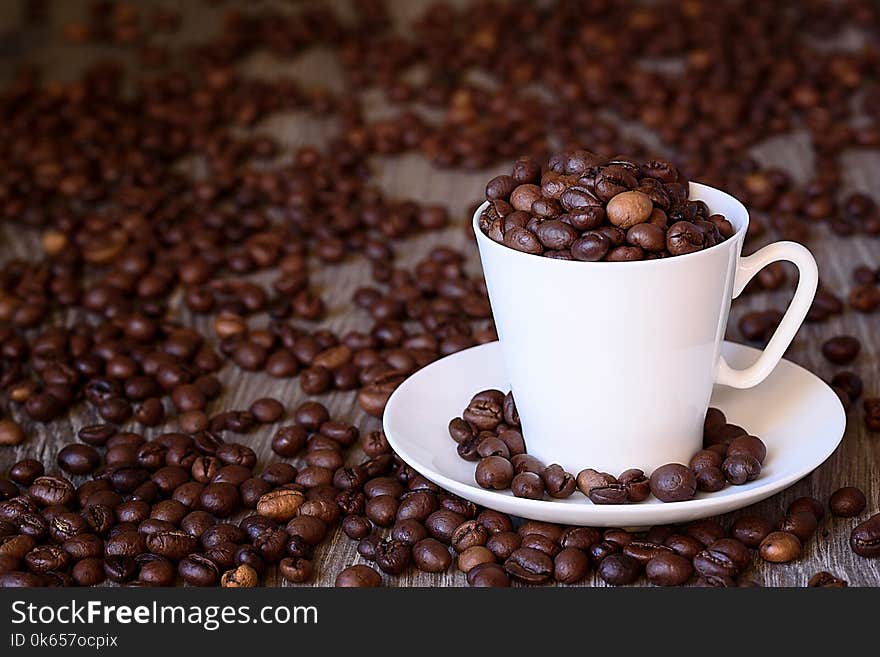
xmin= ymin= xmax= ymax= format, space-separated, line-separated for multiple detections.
xmin=715 ymin=241 xmax=818 ymax=389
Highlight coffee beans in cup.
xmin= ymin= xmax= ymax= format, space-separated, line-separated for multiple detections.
xmin=479 ymin=152 xmax=733 ymax=261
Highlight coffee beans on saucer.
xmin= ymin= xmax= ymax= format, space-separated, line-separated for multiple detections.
xmin=450 ymin=389 xmax=766 ymax=504
xmin=479 ymin=152 xmax=734 ymax=261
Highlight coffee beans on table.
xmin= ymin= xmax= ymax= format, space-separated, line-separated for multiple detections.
xmin=0 ymin=0 xmax=874 ymax=590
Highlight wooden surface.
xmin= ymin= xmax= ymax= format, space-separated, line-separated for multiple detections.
xmin=0 ymin=0 xmax=878 ymax=587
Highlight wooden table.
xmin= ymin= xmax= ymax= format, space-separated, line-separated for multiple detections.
xmin=0 ymin=0 xmax=878 ymax=587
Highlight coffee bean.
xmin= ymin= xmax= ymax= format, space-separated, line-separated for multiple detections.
xmin=780 ymin=511 xmax=818 ymax=542
xmin=807 ymin=571 xmax=847 ymax=588
xmin=726 ymin=435 xmax=767 ymax=463
xmin=504 ymin=547 xmax=553 ymax=584
xmin=425 ymin=510 xmax=465 ymax=544
xmin=686 ymin=519 xmax=725 ymax=546
xmin=179 ymin=554 xmax=219 ymax=586
xmin=475 ymin=456 xmax=514 ymax=490
xmin=619 ymin=469 xmax=650 ymax=502
xmin=722 ymin=455 xmax=761 ymax=485
xmin=759 ymin=531 xmax=802 ymax=563
xmin=575 ymin=468 xmax=616 ymax=495
xmin=788 ymin=496 xmax=825 ymax=521
xmin=510 ymin=472 xmax=544 ymax=500
xmin=412 ymin=538 xmax=452 ymax=573
xmin=730 ymin=516 xmax=773 ymax=548
xmin=821 ymin=335 xmax=861 ymax=364
xmin=8 ymin=460 xmax=43 ymax=486
xmin=597 ymin=553 xmax=641 ymax=585
xmin=0 ymin=420 xmax=24 ymax=446
xmin=649 ymin=464 xmax=696 ymax=502
xmin=335 ymin=564 xmax=381 ymax=587
xmin=646 ymin=552 xmax=693 ymax=586
xmin=467 ymin=562 xmax=511 ymax=587
xmin=375 ymin=539 xmax=411 ymax=575
xmin=850 ymin=513 xmax=880 ymax=558
xmin=553 ymin=547 xmax=590 ymax=584
xmin=457 ymin=545 xmax=495 ymax=573
xmin=829 ymin=486 xmax=866 ymax=517
xmin=221 ymin=564 xmax=258 ymax=587
xmin=279 ymin=557 xmax=313 ymax=583
xmin=543 ymin=464 xmax=576 ymax=498
xmin=256 ymin=489 xmax=305 ymax=522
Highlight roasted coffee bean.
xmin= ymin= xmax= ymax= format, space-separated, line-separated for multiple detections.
xmin=552 ymin=547 xmax=590 ymax=584
xmin=8 ymin=460 xmax=43 ymax=486
xmin=726 ymin=435 xmax=767 ymax=463
xmin=475 ymin=456 xmax=514 ymax=490
xmin=589 ymin=483 xmax=628 ymax=505
xmin=850 ymin=513 xmax=880 ymax=558
xmin=467 ymin=562 xmax=511 ymax=587
xmin=511 ymin=472 xmax=544 ymax=500
xmin=179 ymin=554 xmax=219 ymax=586
xmin=335 ymin=564 xmax=381 ymax=588
xmin=457 ymin=546 xmax=495 ymax=573
xmin=375 ymin=539 xmax=411 ymax=575
xmin=807 ymin=571 xmax=847 ymax=588
xmin=543 ymin=464 xmax=576 ymax=498
xmin=504 ymin=547 xmax=553 ymax=584
xmin=722 ymin=455 xmax=761 ymax=485
xmin=576 ymin=469 xmax=616 ymax=495
xmin=686 ymin=519 xmax=726 ymax=546
xmin=821 ymin=335 xmax=861 ymax=364
xmin=365 ymin=495 xmax=398 ymax=528
xmin=619 ymin=469 xmax=650 ymax=502
xmin=759 ymin=531 xmax=802 ymax=563
xmin=597 ymin=553 xmax=641 ymax=585
xmin=520 ymin=533 xmax=560 ymax=557
xmin=560 ymin=527 xmax=600 ymax=551
xmin=29 ymin=476 xmax=75 ymax=507
xmin=623 ymin=540 xmax=672 ymax=565
xmin=646 ymin=552 xmax=694 ymax=586
xmin=425 ymin=510 xmax=465 ymax=544
xmin=221 ymin=564 xmax=258 ymax=588
xmin=829 ymin=486 xmax=866 ymax=517
xmin=780 ymin=511 xmax=818 ymax=542
xmin=730 ymin=516 xmax=773 ymax=548
xmin=788 ymin=497 xmax=825 ymax=521
xmin=649 ymin=464 xmax=696 ymax=502
xmin=279 ymin=557 xmax=313 ymax=583
xmin=486 ymin=532 xmax=522 ymax=561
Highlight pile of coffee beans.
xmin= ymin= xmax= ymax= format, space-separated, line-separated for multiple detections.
xmin=0 ymin=0 xmax=877 ymax=586
xmin=450 ymin=391 xmax=765 ymax=503
xmin=479 ymin=152 xmax=733 ymax=261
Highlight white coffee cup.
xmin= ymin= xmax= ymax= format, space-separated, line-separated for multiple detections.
xmin=473 ymin=182 xmax=818 ymax=475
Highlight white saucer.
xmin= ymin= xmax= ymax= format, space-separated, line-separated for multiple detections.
xmin=384 ymin=341 xmax=845 ymax=527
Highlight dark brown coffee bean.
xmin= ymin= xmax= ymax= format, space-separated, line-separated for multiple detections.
xmin=504 ymin=547 xmax=553 ymax=584
xmin=335 ymin=564 xmax=381 ymax=587
xmin=649 ymin=464 xmax=696 ymax=502
xmin=780 ymin=511 xmax=818 ymax=542
xmin=821 ymin=335 xmax=861 ymax=364
xmin=850 ymin=513 xmax=880 ymax=557
xmin=722 ymin=454 xmax=761 ymax=485
xmin=510 ymin=472 xmax=544 ymax=500
xmin=730 ymin=516 xmax=773 ymax=548
xmin=646 ymin=552 xmax=693 ymax=586
xmin=829 ymin=486 xmax=867 ymax=517
xmin=597 ymin=553 xmax=641 ymax=585
xmin=807 ymin=571 xmax=848 ymax=588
